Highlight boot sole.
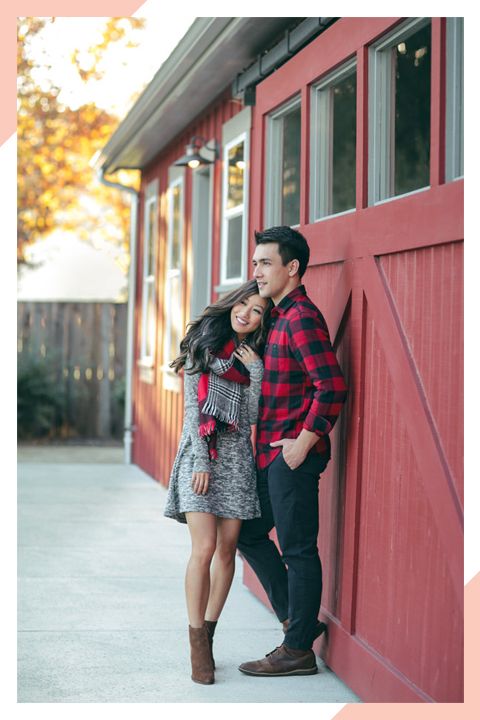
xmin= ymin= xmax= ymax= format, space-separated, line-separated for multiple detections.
xmin=238 ymin=666 xmax=318 ymax=677
xmin=192 ymin=676 xmax=215 ymax=685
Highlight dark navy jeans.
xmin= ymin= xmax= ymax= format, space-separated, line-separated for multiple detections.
xmin=237 ymin=450 xmax=329 ymax=650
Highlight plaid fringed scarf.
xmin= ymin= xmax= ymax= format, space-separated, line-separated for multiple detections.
xmin=198 ymin=338 xmax=251 ymax=461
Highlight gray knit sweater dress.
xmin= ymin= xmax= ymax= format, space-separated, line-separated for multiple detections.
xmin=164 ymin=360 xmax=263 ymax=524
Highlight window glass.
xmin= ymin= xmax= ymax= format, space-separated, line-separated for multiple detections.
xmin=164 ymin=177 xmax=183 ymax=370
xmin=140 ymin=183 xmax=158 ymax=366
xmin=281 ymin=106 xmax=301 ymax=225
xmin=147 ymin=201 xmax=156 ymax=275
xmin=310 ymin=64 xmax=356 ymax=221
xmin=145 ymin=286 xmax=155 ymax=360
xmin=190 ymin=167 xmax=212 ymax=321
xmin=369 ymin=19 xmax=432 ymax=203
xmin=221 ymin=133 xmax=248 ymax=285
xmin=332 ymin=73 xmax=356 ymax=214
xmin=393 ymin=24 xmax=431 ymax=195
xmin=226 ymin=214 xmax=243 ymax=280
xmin=171 ymin=184 xmax=181 ymax=270
xmin=169 ymin=273 xmax=181 ymax=362
xmin=227 ymin=142 xmax=244 ymax=209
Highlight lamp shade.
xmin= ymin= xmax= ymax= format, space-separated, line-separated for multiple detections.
xmin=174 ymin=136 xmax=219 ymax=167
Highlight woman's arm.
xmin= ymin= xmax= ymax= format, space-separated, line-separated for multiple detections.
xmin=246 ymin=359 xmax=264 ymax=424
xmin=183 ymin=370 xmax=211 ymax=473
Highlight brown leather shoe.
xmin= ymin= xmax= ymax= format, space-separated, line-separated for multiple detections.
xmin=189 ymin=625 xmax=214 ymax=684
xmin=238 ymin=644 xmax=318 ymax=676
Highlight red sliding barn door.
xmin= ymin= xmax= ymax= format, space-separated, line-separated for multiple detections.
xmin=244 ymin=17 xmax=463 ymax=702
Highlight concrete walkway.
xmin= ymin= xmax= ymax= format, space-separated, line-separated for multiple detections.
xmin=18 ymin=447 xmax=360 ymax=703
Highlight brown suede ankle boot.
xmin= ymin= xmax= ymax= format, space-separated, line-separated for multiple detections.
xmin=204 ymin=620 xmax=217 ymax=669
xmin=188 ymin=625 xmax=214 ymax=684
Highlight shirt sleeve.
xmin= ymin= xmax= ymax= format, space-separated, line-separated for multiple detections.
xmin=183 ymin=370 xmax=211 ymax=473
xmin=245 ymin=359 xmax=264 ymax=424
xmin=287 ymin=309 xmax=347 ymax=436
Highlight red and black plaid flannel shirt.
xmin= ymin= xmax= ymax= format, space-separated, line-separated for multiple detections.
xmin=256 ymin=285 xmax=347 ymax=469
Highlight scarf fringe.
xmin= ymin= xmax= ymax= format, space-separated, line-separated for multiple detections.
xmin=201 ymin=399 xmax=239 ymax=428
xmin=199 ymin=420 xmax=216 ymax=438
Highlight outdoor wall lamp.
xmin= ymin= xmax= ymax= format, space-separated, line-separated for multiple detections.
xmin=174 ymin=136 xmax=219 ymax=169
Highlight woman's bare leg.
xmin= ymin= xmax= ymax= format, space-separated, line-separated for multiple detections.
xmin=185 ymin=512 xmax=217 ymax=627
xmin=205 ymin=517 xmax=242 ymax=622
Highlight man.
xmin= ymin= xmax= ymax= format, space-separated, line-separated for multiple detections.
xmin=237 ymin=225 xmax=347 ymax=677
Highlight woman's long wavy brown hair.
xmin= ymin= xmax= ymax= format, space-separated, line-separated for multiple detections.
xmin=170 ymin=279 xmax=273 ymax=375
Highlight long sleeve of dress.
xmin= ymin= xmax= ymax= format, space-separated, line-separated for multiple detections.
xmin=183 ymin=370 xmax=211 ymax=473
xmin=246 ymin=359 xmax=264 ymax=424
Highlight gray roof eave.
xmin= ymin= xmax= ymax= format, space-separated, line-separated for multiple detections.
xmin=96 ymin=17 xmax=294 ymax=174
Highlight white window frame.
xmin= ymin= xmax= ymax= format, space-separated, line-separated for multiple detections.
xmin=368 ymin=17 xmax=431 ymax=206
xmin=220 ymin=131 xmax=249 ymax=288
xmin=162 ymin=171 xmax=184 ymax=392
xmin=310 ymin=59 xmax=357 ymax=222
xmin=445 ymin=17 xmax=464 ymax=182
xmin=139 ymin=179 xmax=159 ymax=369
xmin=190 ymin=163 xmax=213 ymax=320
xmin=265 ymin=95 xmax=302 ymax=227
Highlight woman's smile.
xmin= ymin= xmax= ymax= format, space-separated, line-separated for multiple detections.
xmin=230 ymin=294 xmax=267 ymax=339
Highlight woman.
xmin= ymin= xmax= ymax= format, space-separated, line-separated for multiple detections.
xmin=164 ymin=279 xmax=272 ymax=685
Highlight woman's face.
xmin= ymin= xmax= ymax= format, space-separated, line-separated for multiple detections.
xmin=230 ymin=293 xmax=268 ymax=340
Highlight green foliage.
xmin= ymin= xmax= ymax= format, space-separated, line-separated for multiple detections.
xmin=17 ymin=356 xmax=65 ymax=439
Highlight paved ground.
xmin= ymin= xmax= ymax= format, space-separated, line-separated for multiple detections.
xmin=18 ymin=442 xmax=124 ymax=464
xmin=17 ymin=446 xmax=360 ymax=703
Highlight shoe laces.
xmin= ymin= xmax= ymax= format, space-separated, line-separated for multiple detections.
xmin=265 ymin=646 xmax=282 ymax=658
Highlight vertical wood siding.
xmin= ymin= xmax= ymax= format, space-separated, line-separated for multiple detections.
xmin=380 ymin=243 xmax=464 ymax=500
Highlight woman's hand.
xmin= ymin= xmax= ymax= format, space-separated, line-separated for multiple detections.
xmin=192 ymin=471 xmax=210 ymax=495
xmin=233 ymin=343 xmax=260 ymax=367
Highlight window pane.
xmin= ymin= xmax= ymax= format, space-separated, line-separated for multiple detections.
xmin=171 ymin=184 xmax=181 ymax=270
xmin=227 ymin=141 xmax=244 ymax=209
xmin=145 ymin=284 xmax=156 ymax=359
xmin=332 ymin=73 xmax=356 ymax=214
xmin=281 ymin=106 xmax=301 ymax=225
xmin=169 ymin=273 xmax=182 ymax=363
xmin=226 ymin=214 xmax=243 ymax=280
xmin=394 ymin=23 xmax=431 ymax=195
xmin=147 ymin=201 xmax=156 ymax=275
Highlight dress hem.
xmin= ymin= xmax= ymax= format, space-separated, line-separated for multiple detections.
xmin=164 ymin=508 xmax=261 ymax=524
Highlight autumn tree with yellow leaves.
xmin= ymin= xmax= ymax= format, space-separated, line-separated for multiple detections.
xmin=17 ymin=17 xmax=144 ymax=268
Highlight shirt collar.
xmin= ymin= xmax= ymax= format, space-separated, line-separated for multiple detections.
xmin=271 ymin=285 xmax=306 ymax=317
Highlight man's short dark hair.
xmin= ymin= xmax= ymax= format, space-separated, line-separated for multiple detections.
xmin=254 ymin=226 xmax=310 ymax=278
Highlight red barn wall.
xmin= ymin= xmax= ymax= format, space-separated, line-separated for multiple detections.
xmin=244 ymin=16 xmax=463 ymax=702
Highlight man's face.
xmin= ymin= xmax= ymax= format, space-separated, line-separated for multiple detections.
xmin=252 ymin=243 xmax=293 ymax=304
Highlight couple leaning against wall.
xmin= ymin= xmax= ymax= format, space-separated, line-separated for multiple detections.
xmin=164 ymin=225 xmax=348 ymax=685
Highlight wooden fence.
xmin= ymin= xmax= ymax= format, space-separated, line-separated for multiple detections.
xmin=17 ymin=302 xmax=127 ymax=439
